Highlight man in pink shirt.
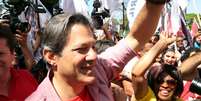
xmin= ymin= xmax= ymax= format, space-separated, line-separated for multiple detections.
xmin=26 ymin=0 xmax=170 ymax=101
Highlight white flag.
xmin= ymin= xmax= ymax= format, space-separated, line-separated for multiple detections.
xmin=59 ymin=0 xmax=76 ymax=14
xmin=37 ymin=0 xmax=52 ymax=28
xmin=73 ymin=0 xmax=89 ymax=17
xmin=171 ymin=0 xmax=181 ymax=35
xmin=60 ymin=0 xmax=89 ymax=17
xmin=126 ymin=0 xmax=145 ymax=29
xmin=101 ymin=0 xmax=122 ymax=13
xmin=177 ymin=0 xmax=189 ymax=11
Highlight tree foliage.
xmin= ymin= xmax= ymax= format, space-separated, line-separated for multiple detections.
xmin=185 ymin=13 xmax=201 ymax=29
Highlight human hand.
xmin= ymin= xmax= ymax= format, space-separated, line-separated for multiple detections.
xmin=122 ymin=80 xmax=134 ymax=96
xmin=15 ymin=30 xmax=28 ymax=47
xmin=159 ymin=31 xmax=176 ymax=45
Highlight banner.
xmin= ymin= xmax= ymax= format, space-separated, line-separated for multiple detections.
xmin=59 ymin=0 xmax=76 ymax=14
xmin=37 ymin=0 xmax=52 ymax=29
xmin=126 ymin=0 xmax=145 ymax=29
xmin=101 ymin=0 xmax=122 ymax=13
xmin=73 ymin=0 xmax=89 ymax=17
xmin=59 ymin=0 xmax=89 ymax=17
xmin=171 ymin=0 xmax=181 ymax=35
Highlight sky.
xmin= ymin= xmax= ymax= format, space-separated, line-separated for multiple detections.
xmin=187 ymin=0 xmax=201 ymax=14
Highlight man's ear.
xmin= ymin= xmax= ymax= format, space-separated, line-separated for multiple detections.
xmin=43 ymin=48 xmax=57 ymax=65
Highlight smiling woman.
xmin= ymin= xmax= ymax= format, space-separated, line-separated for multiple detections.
xmin=147 ymin=64 xmax=183 ymax=101
xmin=131 ymin=31 xmax=183 ymax=101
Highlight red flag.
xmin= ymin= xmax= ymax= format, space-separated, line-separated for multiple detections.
xmin=167 ymin=12 xmax=173 ymax=34
xmin=164 ymin=11 xmax=173 ymax=35
xmin=191 ymin=18 xmax=199 ymax=38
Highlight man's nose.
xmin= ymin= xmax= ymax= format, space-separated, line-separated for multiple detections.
xmin=86 ymin=48 xmax=97 ymax=61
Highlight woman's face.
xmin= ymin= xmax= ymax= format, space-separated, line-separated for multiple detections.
xmin=163 ymin=51 xmax=177 ymax=66
xmin=156 ymin=75 xmax=177 ymax=101
xmin=195 ymin=35 xmax=201 ymax=44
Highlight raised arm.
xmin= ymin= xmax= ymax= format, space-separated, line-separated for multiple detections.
xmin=131 ymin=31 xmax=176 ymax=100
xmin=179 ymin=52 xmax=201 ymax=80
xmin=15 ymin=30 xmax=36 ymax=70
xmin=125 ymin=0 xmax=168 ymax=51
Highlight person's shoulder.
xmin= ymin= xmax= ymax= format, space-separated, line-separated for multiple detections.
xmin=25 ymin=78 xmax=48 ymax=101
xmin=25 ymin=90 xmax=46 ymax=101
xmin=15 ymin=69 xmax=31 ymax=75
xmin=13 ymin=69 xmax=35 ymax=80
xmin=132 ymin=87 xmax=157 ymax=101
xmin=25 ymin=77 xmax=61 ymax=101
xmin=11 ymin=68 xmax=38 ymax=85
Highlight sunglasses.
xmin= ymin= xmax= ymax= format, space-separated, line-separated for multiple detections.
xmin=158 ymin=79 xmax=177 ymax=87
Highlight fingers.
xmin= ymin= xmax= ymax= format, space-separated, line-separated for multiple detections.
xmin=159 ymin=31 xmax=176 ymax=44
xmin=15 ymin=29 xmax=27 ymax=36
xmin=15 ymin=33 xmax=27 ymax=45
xmin=160 ymin=31 xmax=171 ymax=38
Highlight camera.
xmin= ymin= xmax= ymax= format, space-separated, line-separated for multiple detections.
xmin=189 ymin=68 xmax=201 ymax=95
xmin=1 ymin=0 xmax=46 ymax=33
xmin=91 ymin=0 xmax=110 ymax=29
xmin=190 ymin=78 xmax=201 ymax=95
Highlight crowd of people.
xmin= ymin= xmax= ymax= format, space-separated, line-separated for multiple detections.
xmin=0 ymin=0 xmax=201 ymax=101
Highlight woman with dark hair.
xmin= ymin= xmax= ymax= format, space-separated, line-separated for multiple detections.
xmin=131 ymin=31 xmax=184 ymax=101
xmin=147 ymin=64 xmax=183 ymax=101
xmin=149 ymin=34 xmax=160 ymax=45
xmin=160 ymin=48 xmax=178 ymax=67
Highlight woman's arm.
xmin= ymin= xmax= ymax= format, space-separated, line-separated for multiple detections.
xmin=179 ymin=52 xmax=201 ymax=80
xmin=132 ymin=31 xmax=176 ymax=100
xmin=125 ymin=1 xmax=165 ymax=52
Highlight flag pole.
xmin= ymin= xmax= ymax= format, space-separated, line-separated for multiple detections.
xmin=196 ymin=14 xmax=201 ymax=28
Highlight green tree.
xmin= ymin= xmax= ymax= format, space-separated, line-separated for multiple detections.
xmin=185 ymin=13 xmax=201 ymax=29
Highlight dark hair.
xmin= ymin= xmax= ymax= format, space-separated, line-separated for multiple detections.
xmin=150 ymin=34 xmax=160 ymax=43
xmin=160 ymin=48 xmax=178 ymax=66
xmin=42 ymin=13 xmax=93 ymax=55
xmin=95 ymin=40 xmax=115 ymax=54
xmin=180 ymin=47 xmax=201 ymax=62
xmin=147 ymin=64 xmax=183 ymax=98
xmin=0 ymin=23 xmax=16 ymax=52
